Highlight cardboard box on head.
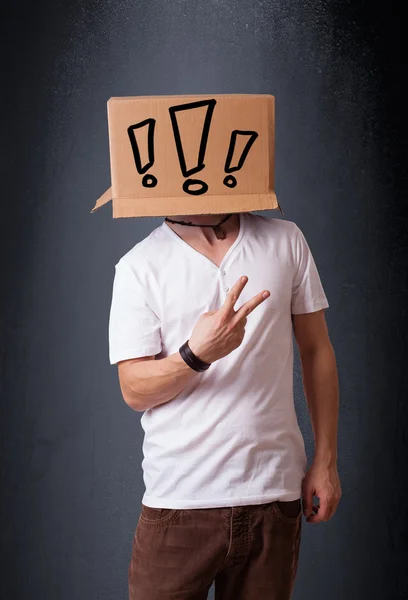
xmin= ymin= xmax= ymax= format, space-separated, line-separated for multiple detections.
xmin=91 ymin=94 xmax=279 ymax=218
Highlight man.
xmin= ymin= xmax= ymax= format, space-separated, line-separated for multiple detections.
xmin=109 ymin=210 xmax=342 ymax=600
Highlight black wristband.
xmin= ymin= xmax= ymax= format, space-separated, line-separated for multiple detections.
xmin=179 ymin=340 xmax=211 ymax=372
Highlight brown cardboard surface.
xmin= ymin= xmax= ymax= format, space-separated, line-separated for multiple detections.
xmin=92 ymin=94 xmax=278 ymax=218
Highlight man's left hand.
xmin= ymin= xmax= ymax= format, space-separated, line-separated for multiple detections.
xmin=301 ymin=460 xmax=342 ymax=523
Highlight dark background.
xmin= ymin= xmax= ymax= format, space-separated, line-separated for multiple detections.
xmin=1 ymin=1 xmax=407 ymax=599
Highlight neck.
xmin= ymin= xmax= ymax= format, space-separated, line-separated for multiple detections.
xmin=164 ymin=213 xmax=241 ymax=244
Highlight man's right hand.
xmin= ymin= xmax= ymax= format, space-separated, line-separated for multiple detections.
xmin=188 ymin=276 xmax=270 ymax=365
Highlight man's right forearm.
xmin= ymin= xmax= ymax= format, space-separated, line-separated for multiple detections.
xmin=121 ymin=351 xmax=200 ymax=412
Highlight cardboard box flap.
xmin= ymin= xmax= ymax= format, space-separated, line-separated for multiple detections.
xmin=91 ymin=187 xmax=112 ymax=213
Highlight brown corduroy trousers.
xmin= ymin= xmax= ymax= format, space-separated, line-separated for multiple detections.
xmin=128 ymin=498 xmax=302 ymax=600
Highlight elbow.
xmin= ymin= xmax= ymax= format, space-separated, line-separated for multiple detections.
xmin=121 ymin=379 xmax=163 ymax=412
xmin=119 ymin=379 xmax=147 ymax=412
xmin=117 ymin=358 xmax=159 ymax=412
xmin=122 ymin=385 xmax=169 ymax=412
xmin=122 ymin=392 xmax=146 ymax=412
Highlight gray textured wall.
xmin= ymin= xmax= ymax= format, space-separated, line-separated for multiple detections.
xmin=1 ymin=1 xmax=407 ymax=599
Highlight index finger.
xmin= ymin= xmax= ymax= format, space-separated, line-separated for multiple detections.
xmin=233 ymin=289 xmax=270 ymax=322
xmin=220 ymin=276 xmax=248 ymax=315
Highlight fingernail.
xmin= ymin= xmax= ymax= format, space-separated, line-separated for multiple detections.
xmin=262 ymin=291 xmax=269 ymax=298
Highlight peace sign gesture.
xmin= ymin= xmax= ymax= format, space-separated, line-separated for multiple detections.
xmin=188 ymin=276 xmax=270 ymax=365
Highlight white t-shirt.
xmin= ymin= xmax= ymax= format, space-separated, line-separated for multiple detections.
xmin=109 ymin=212 xmax=329 ymax=509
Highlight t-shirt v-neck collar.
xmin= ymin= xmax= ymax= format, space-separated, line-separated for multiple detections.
xmin=161 ymin=213 xmax=246 ymax=271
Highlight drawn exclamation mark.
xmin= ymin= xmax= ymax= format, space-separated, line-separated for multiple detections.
xmin=169 ymin=99 xmax=216 ymax=196
xmin=127 ymin=118 xmax=157 ymax=188
xmin=223 ymin=130 xmax=258 ymax=188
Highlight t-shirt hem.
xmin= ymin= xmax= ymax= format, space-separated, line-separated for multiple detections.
xmin=291 ymin=298 xmax=329 ymax=315
xmin=109 ymin=346 xmax=161 ymax=365
xmin=142 ymin=490 xmax=302 ymax=509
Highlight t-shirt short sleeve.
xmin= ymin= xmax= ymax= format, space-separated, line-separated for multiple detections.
xmin=108 ymin=260 xmax=162 ymax=365
xmin=291 ymin=225 xmax=329 ymax=315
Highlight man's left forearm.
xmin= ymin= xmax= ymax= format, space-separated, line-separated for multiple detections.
xmin=300 ymin=342 xmax=339 ymax=466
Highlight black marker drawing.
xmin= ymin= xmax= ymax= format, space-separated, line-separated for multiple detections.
xmin=127 ymin=118 xmax=157 ymax=188
xmin=169 ymin=99 xmax=216 ymax=196
xmin=128 ymin=103 xmax=259 ymax=195
xmin=223 ymin=130 xmax=259 ymax=188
